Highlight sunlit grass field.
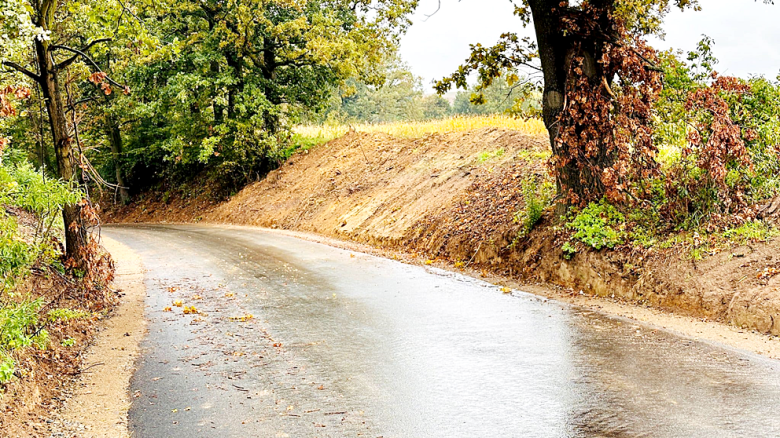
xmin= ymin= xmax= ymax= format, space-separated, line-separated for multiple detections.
xmin=293 ymin=115 xmax=548 ymax=145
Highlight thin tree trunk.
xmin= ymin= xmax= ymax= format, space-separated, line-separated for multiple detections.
xmin=34 ymin=36 xmax=88 ymax=267
xmin=107 ymin=118 xmax=130 ymax=204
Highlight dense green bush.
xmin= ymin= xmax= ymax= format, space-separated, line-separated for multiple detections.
xmin=0 ymin=160 xmax=82 ymax=291
xmin=514 ymin=177 xmax=555 ymax=238
xmin=566 ymin=200 xmax=626 ymax=250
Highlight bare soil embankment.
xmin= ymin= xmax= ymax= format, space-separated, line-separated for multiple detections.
xmin=105 ymin=128 xmax=780 ymax=338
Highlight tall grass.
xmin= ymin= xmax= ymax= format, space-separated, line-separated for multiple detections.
xmin=294 ymin=115 xmax=548 ymax=144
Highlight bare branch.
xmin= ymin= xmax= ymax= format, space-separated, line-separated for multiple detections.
xmin=2 ymin=61 xmax=41 ymax=83
xmin=55 ymin=38 xmax=112 ymax=70
xmin=116 ymin=0 xmax=144 ymax=26
xmin=50 ymin=44 xmax=126 ymax=88
xmin=423 ymin=0 xmax=461 ymax=21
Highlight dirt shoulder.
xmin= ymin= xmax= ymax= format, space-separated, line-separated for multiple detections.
xmin=48 ymin=237 xmax=145 ymax=438
xmin=103 ymin=128 xmax=780 ymax=353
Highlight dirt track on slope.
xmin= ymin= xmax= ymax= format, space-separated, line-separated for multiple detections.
xmin=104 ymin=128 xmax=780 ymax=340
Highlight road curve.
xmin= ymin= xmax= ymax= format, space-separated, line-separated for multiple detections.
xmin=104 ymin=224 xmax=780 ymax=437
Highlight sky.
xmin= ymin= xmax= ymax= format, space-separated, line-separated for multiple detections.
xmin=399 ymin=0 xmax=780 ymax=92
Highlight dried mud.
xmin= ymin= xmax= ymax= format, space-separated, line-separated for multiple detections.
xmin=104 ymin=128 xmax=780 ymax=338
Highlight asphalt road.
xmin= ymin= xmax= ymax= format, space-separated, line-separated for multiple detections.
xmin=105 ymin=224 xmax=780 ymax=437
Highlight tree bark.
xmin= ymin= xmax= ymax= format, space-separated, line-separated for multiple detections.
xmin=261 ymin=42 xmax=280 ymax=134
xmin=529 ymin=0 xmax=614 ymax=204
xmin=34 ymin=21 xmax=88 ymax=267
xmin=107 ymin=118 xmax=130 ymax=204
xmin=226 ymin=52 xmax=244 ymax=120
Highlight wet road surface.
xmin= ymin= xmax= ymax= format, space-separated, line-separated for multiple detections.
xmin=104 ymin=224 xmax=780 ymax=437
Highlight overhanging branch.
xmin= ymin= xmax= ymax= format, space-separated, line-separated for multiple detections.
xmin=2 ymin=61 xmax=41 ymax=83
xmin=50 ymin=44 xmax=126 ymax=88
xmin=54 ymin=38 xmax=112 ymax=70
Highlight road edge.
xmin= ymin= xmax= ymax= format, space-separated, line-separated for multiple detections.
xmin=234 ymin=224 xmax=780 ymax=361
xmin=50 ymin=237 xmax=146 ymax=437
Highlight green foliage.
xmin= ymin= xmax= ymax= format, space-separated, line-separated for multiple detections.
xmin=514 ymin=177 xmax=555 ymax=237
xmin=61 ymin=338 xmax=75 ymax=347
xmin=47 ymin=308 xmax=90 ymax=323
xmin=561 ymin=241 xmax=577 ymax=260
xmin=314 ymin=55 xmax=453 ymax=124
xmin=0 ymin=161 xmax=82 ymax=226
xmin=452 ymin=72 xmax=541 ymax=118
xmin=653 ymin=38 xmax=780 ymax=228
xmin=0 ymin=217 xmax=34 ymax=292
xmin=0 ymin=350 xmax=13 ymax=383
xmin=0 ymin=159 xmax=82 ymax=291
xmin=477 ymin=148 xmax=505 ymax=164
xmin=0 ymin=300 xmax=43 ymax=351
xmin=111 ymin=0 xmax=417 ymax=190
xmin=0 ymin=298 xmax=49 ymax=381
xmin=566 ymin=200 xmax=626 ymax=250
xmin=723 ymin=220 xmax=778 ymax=244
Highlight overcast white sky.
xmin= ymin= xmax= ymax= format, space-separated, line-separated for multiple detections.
xmin=399 ymin=0 xmax=780 ymax=92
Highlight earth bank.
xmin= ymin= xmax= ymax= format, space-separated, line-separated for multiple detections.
xmin=104 ymin=128 xmax=780 ymax=337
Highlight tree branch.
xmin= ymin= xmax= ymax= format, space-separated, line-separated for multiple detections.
xmin=2 ymin=61 xmax=41 ymax=83
xmin=49 ymin=44 xmax=126 ymax=88
xmin=55 ymin=38 xmax=112 ymax=70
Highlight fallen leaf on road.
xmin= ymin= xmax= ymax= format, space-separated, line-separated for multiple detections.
xmin=229 ymin=314 xmax=254 ymax=322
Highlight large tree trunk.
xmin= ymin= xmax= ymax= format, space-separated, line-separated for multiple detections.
xmin=529 ymin=0 xmax=614 ymax=204
xmin=107 ymin=118 xmax=130 ymax=204
xmin=34 ymin=37 xmax=88 ymax=267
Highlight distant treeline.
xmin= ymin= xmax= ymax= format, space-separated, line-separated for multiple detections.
xmin=307 ymin=56 xmax=542 ymax=125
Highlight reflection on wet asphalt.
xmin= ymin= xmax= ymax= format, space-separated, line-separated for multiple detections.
xmin=105 ymin=224 xmax=780 ymax=437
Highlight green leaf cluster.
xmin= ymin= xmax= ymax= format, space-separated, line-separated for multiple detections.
xmin=566 ymin=200 xmax=626 ymax=250
xmin=0 ymin=299 xmax=47 ymax=384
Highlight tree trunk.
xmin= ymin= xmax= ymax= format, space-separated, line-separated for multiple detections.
xmin=261 ymin=44 xmax=280 ymax=134
xmin=226 ymin=52 xmax=243 ymax=120
xmin=34 ymin=37 xmax=88 ymax=267
xmin=107 ymin=118 xmax=130 ymax=204
xmin=211 ymin=61 xmax=224 ymax=125
xmin=529 ymin=0 xmax=613 ymax=204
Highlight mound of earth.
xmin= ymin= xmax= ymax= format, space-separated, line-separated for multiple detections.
xmin=105 ymin=128 xmax=780 ymax=336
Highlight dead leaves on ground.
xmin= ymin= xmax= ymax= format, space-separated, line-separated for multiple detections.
xmin=229 ymin=314 xmax=254 ymax=322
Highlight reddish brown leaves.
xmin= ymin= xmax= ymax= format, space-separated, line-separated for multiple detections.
xmin=88 ymin=72 xmax=113 ymax=95
xmin=553 ymin=4 xmax=663 ymax=206
xmin=684 ymin=74 xmax=752 ymax=187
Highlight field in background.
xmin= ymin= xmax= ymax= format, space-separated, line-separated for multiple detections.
xmin=293 ymin=115 xmax=548 ymax=149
